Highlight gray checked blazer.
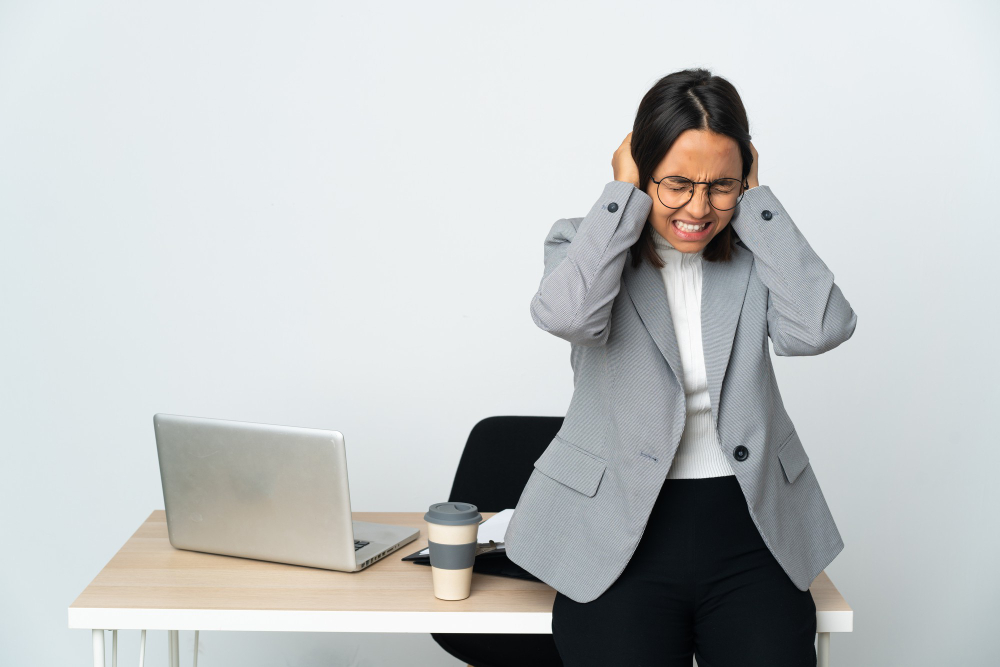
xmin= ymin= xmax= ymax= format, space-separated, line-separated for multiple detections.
xmin=503 ymin=180 xmax=857 ymax=604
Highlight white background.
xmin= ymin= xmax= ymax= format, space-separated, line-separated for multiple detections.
xmin=1 ymin=1 xmax=997 ymax=665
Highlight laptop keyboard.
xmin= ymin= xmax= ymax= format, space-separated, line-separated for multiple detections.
xmin=354 ymin=539 xmax=370 ymax=551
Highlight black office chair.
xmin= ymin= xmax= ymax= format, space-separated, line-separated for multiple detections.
xmin=430 ymin=416 xmax=566 ymax=667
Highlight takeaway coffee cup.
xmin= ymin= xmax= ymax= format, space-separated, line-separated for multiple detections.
xmin=423 ymin=502 xmax=483 ymax=600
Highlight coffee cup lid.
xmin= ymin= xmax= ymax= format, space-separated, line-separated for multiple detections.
xmin=424 ymin=502 xmax=482 ymax=526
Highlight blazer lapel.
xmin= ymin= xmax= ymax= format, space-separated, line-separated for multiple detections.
xmin=623 ymin=250 xmax=684 ymax=391
xmin=701 ymin=243 xmax=754 ymax=428
xmin=623 ymin=243 xmax=754 ymax=428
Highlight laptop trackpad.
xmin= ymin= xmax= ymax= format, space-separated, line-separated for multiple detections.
xmin=353 ymin=519 xmax=415 ymax=545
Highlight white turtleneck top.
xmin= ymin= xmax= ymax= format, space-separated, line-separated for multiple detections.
xmin=652 ymin=231 xmax=736 ymax=479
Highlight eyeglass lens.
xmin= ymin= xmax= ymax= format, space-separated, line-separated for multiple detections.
xmin=657 ymin=177 xmax=743 ymax=211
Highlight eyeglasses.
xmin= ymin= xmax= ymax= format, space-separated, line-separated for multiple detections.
xmin=651 ymin=175 xmax=748 ymax=211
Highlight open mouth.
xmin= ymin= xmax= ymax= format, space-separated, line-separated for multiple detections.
xmin=672 ymin=219 xmax=714 ymax=239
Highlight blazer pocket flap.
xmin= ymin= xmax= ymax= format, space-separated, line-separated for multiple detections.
xmin=777 ymin=430 xmax=810 ymax=484
xmin=533 ymin=436 xmax=607 ymax=498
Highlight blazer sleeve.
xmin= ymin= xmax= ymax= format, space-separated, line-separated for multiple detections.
xmin=730 ymin=185 xmax=858 ymax=356
xmin=529 ymin=180 xmax=654 ymax=346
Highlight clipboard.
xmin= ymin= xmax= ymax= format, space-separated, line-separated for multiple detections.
xmin=400 ymin=543 xmax=541 ymax=582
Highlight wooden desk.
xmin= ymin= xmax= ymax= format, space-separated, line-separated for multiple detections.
xmin=69 ymin=510 xmax=853 ymax=666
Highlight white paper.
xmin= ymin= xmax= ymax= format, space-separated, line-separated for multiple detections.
xmin=477 ymin=508 xmax=514 ymax=545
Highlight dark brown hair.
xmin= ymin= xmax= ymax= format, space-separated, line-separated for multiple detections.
xmin=630 ymin=68 xmax=754 ymax=267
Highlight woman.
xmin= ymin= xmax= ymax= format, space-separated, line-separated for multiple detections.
xmin=503 ymin=68 xmax=858 ymax=666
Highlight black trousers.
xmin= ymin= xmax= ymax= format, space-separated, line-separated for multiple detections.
xmin=551 ymin=475 xmax=817 ymax=667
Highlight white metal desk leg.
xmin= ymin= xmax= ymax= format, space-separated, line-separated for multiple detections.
xmin=193 ymin=630 xmax=199 ymax=667
xmin=93 ymin=629 xmax=104 ymax=667
xmin=817 ymin=632 xmax=830 ymax=667
xmin=112 ymin=630 xmax=118 ymax=667
xmin=167 ymin=630 xmax=173 ymax=666
xmin=139 ymin=629 xmax=146 ymax=667
xmin=169 ymin=630 xmax=179 ymax=667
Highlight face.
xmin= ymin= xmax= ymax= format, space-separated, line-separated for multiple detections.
xmin=644 ymin=129 xmax=744 ymax=253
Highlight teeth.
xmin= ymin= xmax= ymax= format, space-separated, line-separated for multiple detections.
xmin=675 ymin=220 xmax=709 ymax=232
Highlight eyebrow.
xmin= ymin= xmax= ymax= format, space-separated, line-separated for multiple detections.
xmin=660 ymin=174 xmax=740 ymax=182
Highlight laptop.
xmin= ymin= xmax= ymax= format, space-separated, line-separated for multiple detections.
xmin=153 ymin=413 xmax=419 ymax=572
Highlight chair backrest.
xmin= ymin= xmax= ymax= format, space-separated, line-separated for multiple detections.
xmin=447 ymin=416 xmax=564 ymax=512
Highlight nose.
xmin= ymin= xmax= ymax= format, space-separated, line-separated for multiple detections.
xmin=684 ymin=186 xmax=712 ymax=218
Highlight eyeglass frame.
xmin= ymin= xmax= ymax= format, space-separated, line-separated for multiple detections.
xmin=650 ymin=174 xmax=749 ymax=211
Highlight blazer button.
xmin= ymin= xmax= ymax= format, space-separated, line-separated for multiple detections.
xmin=760 ymin=209 xmax=772 ymax=220
xmin=733 ymin=445 xmax=749 ymax=461
xmin=607 ymin=202 xmax=619 ymax=212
